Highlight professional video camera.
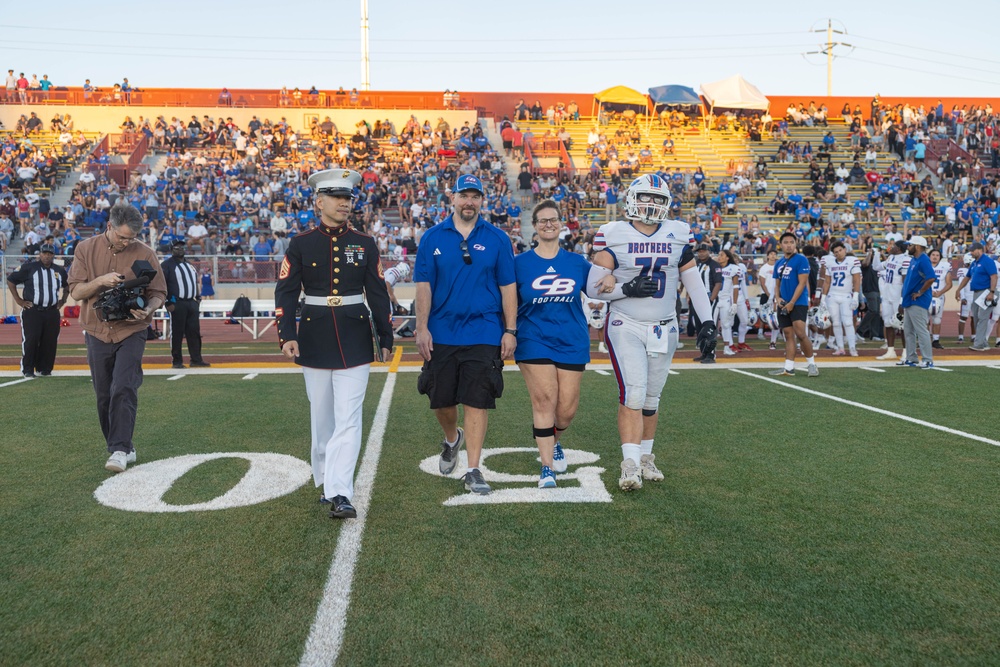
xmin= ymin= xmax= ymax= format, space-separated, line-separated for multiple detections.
xmin=94 ymin=260 xmax=157 ymax=322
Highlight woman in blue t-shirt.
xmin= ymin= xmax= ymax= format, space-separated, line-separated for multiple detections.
xmin=514 ymin=200 xmax=613 ymax=488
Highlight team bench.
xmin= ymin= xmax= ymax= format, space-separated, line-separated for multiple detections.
xmin=153 ymin=298 xmax=276 ymax=340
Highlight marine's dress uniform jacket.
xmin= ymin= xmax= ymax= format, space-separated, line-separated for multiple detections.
xmin=275 ymin=223 xmax=393 ymax=368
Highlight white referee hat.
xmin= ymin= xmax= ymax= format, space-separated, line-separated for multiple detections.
xmin=308 ymin=168 xmax=361 ymax=197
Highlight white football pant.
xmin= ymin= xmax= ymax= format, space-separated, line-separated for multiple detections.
xmin=606 ymin=312 xmax=677 ymax=411
xmin=828 ymin=295 xmax=857 ymax=351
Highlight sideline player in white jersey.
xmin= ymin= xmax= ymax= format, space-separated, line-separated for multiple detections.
xmin=873 ymin=240 xmax=911 ymax=360
xmin=734 ymin=254 xmax=752 ymax=351
xmin=820 ymin=241 xmax=861 ymax=356
xmin=717 ymin=249 xmax=741 ymax=355
xmin=928 ymin=248 xmax=952 ymax=349
xmin=383 ymin=260 xmax=410 ymax=312
xmin=955 ymin=253 xmax=973 ymax=343
xmin=582 ymin=294 xmax=609 ymax=353
xmin=590 ymin=174 xmax=717 ymax=492
xmin=758 ymin=249 xmax=781 ymax=349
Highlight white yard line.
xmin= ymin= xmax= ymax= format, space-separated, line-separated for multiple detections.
xmin=668 ymin=370 xmax=679 ymax=375
xmin=242 ymin=373 xmax=258 ymax=380
xmin=0 ymin=377 xmax=33 ymax=388
xmin=730 ymin=369 xmax=1000 ymax=448
xmin=859 ymin=367 xmax=886 ymax=373
xmin=593 ymin=369 xmax=610 ymax=376
xmin=299 ymin=372 xmax=397 ymax=667
xmin=166 ymin=374 xmax=184 ymax=381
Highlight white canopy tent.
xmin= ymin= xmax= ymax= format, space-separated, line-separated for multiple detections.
xmin=699 ymin=75 xmax=769 ymax=111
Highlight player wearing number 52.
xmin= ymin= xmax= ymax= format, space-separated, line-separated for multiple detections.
xmin=589 ymin=174 xmax=717 ymax=492
xmin=275 ymin=168 xmax=393 ymax=520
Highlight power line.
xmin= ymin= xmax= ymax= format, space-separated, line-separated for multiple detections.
xmin=840 ymin=55 xmax=1000 ymax=87
xmin=0 ymin=23 xmax=806 ymax=44
xmin=851 ymin=32 xmax=1000 ymax=66
xmin=857 ymin=46 xmax=1000 ymax=76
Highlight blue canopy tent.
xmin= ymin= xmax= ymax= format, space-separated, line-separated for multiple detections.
xmin=647 ymin=85 xmax=701 ymax=130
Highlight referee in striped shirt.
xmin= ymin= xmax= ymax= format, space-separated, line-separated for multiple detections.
xmin=160 ymin=240 xmax=210 ymax=369
xmin=7 ymin=243 xmax=67 ymax=377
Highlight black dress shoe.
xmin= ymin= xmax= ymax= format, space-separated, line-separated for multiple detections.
xmin=319 ymin=494 xmax=332 ymax=504
xmin=329 ymin=495 xmax=357 ymax=519
xmin=171 ymin=362 xmax=185 ymax=369
xmin=190 ymin=361 xmax=212 ymax=367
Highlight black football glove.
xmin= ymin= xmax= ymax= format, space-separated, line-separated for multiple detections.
xmin=697 ymin=321 xmax=717 ymax=357
xmin=622 ymin=275 xmax=658 ymax=298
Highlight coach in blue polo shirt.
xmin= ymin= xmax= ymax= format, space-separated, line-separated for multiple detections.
xmin=414 ymin=174 xmax=517 ymax=496
xmin=899 ymin=235 xmax=936 ymax=368
xmin=954 ymin=241 xmax=998 ymax=351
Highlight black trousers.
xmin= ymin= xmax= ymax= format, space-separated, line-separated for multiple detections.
xmin=858 ymin=291 xmax=883 ymax=339
xmin=169 ymin=299 xmax=204 ymax=364
xmin=85 ymin=331 xmax=146 ymax=454
xmin=20 ymin=306 xmax=60 ymax=374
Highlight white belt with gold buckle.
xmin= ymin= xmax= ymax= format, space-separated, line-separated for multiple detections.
xmin=303 ymin=295 xmax=366 ymax=307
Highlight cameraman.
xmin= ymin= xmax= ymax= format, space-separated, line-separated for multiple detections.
xmin=68 ymin=201 xmax=166 ymax=474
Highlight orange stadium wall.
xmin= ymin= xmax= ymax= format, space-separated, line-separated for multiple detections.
xmin=0 ymin=105 xmax=478 ymax=136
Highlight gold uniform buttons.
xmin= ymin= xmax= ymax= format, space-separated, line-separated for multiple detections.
xmin=311 ymin=262 xmax=317 ymax=267
xmin=334 ymin=279 xmax=340 ymax=284
xmin=334 ymin=268 xmax=340 ymax=273
xmin=332 ymin=289 xmax=339 ymax=295
xmin=333 ymin=247 xmax=339 ymax=251
xmin=334 ymin=257 xmax=340 ymax=263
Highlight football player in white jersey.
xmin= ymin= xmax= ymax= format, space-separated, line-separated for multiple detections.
xmin=955 ymin=253 xmax=973 ymax=343
xmin=758 ymin=249 xmax=781 ymax=349
xmin=582 ymin=294 xmax=609 ymax=353
xmin=927 ymin=248 xmax=952 ymax=349
xmin=383 ymin=260 xmax=410 ymax=312
xmin=717 ymin=249 xmax=741 ymax=355
xmin=820 ymin=241 xmax=862 ymax=356
xmin=590 ymin=174 xmax=717 ymax=492
xmin=872 ymin=240 xmax=911 ymax=360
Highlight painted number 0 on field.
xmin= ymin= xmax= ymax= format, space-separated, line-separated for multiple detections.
xmin=94 ymin=453 xmax=312 ymax=513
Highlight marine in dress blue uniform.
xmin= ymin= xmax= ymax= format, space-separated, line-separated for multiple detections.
xmin=274 ymin=168 xmax=393 ymax=519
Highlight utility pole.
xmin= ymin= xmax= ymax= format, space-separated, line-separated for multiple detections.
xmin=360 ymin=0 xmax=370 ymax=91
xmin=806 ymin=19 xmax=852 ymax=96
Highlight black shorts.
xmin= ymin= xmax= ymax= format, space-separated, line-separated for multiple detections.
xmin=417 ymin=343 xmax=503 ymax=410
xmin=517 ymin=358 xmax=586 ymax=372
xmin=777 ymin=304 xmax=808 ymax=330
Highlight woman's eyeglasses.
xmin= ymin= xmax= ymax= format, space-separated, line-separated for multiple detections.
xmin=460 ymin=240 xmax=471 ymax=265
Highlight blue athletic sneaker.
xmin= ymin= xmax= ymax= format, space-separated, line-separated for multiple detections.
xmin=552 ymin=443 xmax=568 ymax=473
xmin=895 ymin=360 xmax=918 ymax=367
xmin=920 ymin=361 xmax=935 ymax=370
xmin=538 ymin=466 xmax=557 ymax=489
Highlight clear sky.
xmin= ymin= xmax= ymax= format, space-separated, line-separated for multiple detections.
xmin=3 ymin=1 xmax=999 ymax=97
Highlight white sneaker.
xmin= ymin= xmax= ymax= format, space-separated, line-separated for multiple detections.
xmin=598 ymin=341 xmax=608 ymax=354
xmin=552 ymin=443 xmax=568 ymax=473
xmin=105 ymin=451 xmax=128 ymax=473
xmin=640 ymin=454 xmax=664 ymax=482
xmin=723 ymin=345 xmax=737 ymax=356
xmin=676 ymin=341 xmax=685 ymax=349
xmin=849 ymin=348 xmax=858 ymax=357
xmin=619 ymin=459 xmax=642 ymax=491
xmin=875 ymin=349 xmax=897 ymax=361
xmin=879 ymin=342 xmax=889 ymax=350
xmin=126 ymin=449 xmax=136 ymax=464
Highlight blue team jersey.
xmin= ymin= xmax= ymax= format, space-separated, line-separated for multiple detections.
xmin=514 ymin=249 xmax=592 ymax=365
xmin=773 ymin=253 xmax=810 ymax=306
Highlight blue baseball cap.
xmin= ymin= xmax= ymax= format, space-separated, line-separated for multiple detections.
xmin=454 ymin=174 xmax=483 ymax=194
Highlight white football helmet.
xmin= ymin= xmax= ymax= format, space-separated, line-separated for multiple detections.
xmin=623 ymin=174 xmax=673 ymax=224
xmin=808 ymin=306 xmax=832 ymax=329
xmin=395 ymin=261 xmax=411 ymax=280
xmin=887 ymin=310 xmax=905 ymax=330
xmin=765 ymin=310 xmax=781 ymax=331
xmin=745 ymin=308 xmax=761 ymax=328
xmin=963 ymin=253 xmax=973 ymax=266
xmin=929 ymin=297 xmax=943 ymax=317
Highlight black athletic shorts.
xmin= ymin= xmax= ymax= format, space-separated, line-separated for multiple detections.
xmin=777 ymin=304 xmax=808 ymax=330
xmin=417 ymin=343 xmax=503 ymax=410
xmin=517 ymin=358 xmax=586 ymax=372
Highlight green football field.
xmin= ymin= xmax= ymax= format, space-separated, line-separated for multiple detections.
xmin=2 ymin=366 xmax=1000 ymax=666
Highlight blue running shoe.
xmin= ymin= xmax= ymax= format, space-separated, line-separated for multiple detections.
xmin=552 ymin=443 xmax=568 ymax=473
xmin=538 ymin=466 xmax=557 ymax=489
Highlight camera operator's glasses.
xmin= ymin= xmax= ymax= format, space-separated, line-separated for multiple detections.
xmin=110 ymin=227 xmax=137 ymax=245
xmin=535 ymin=216 xmax=561 ymax=228
xmin=459 ymin=240 xmax=472 ymax=265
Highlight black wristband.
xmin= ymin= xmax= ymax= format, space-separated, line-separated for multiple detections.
xmin=504 ymin=328 xmax=517 ymax=336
